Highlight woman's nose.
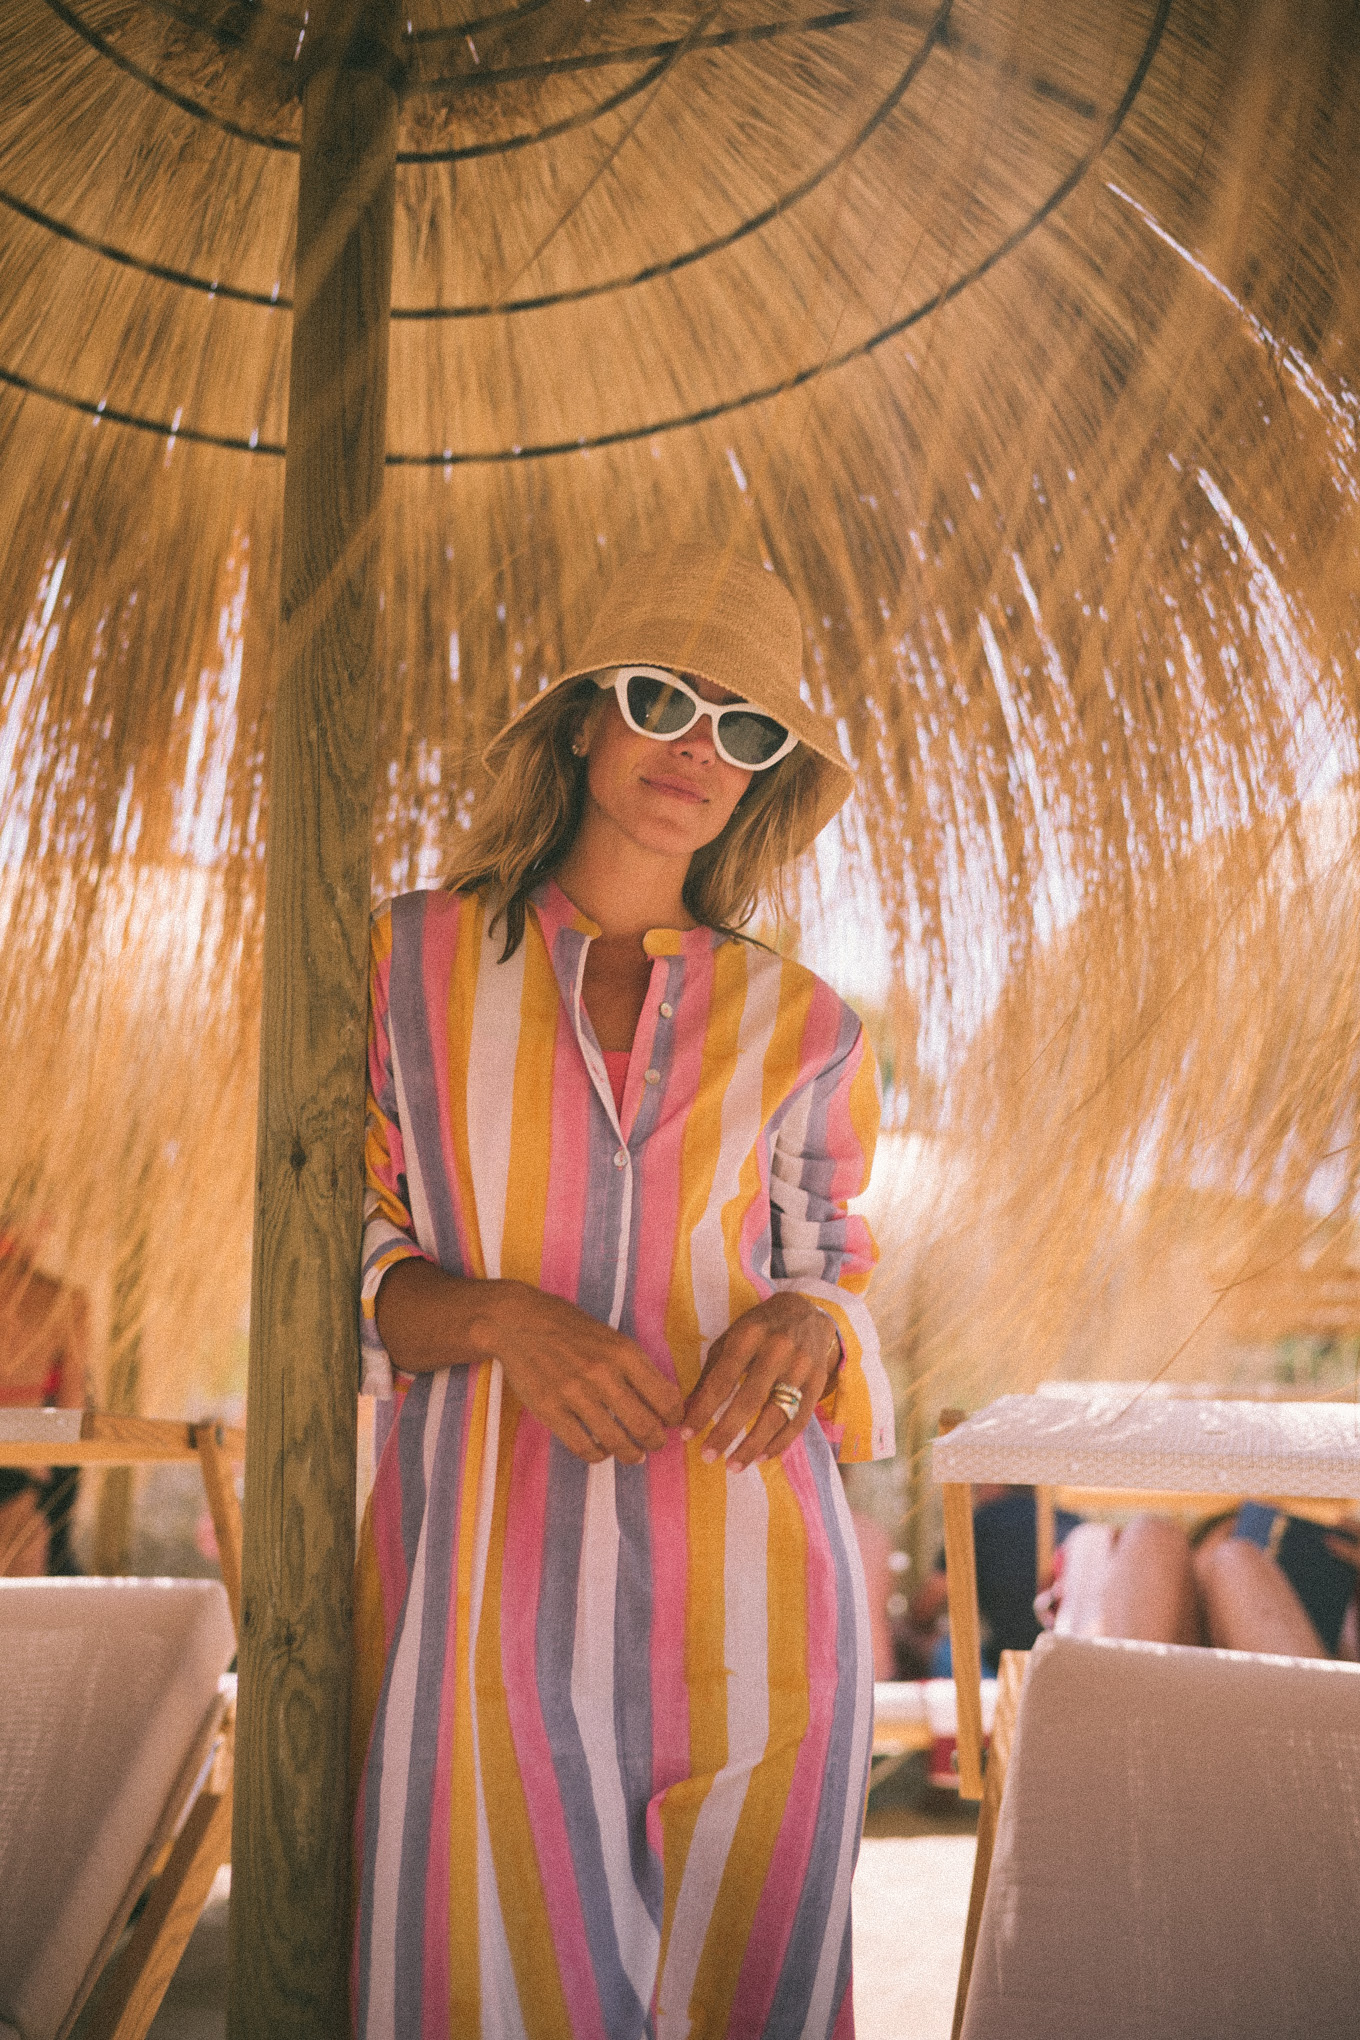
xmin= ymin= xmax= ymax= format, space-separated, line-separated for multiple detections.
xmin=677 ymin=708 xmax=718 ymax=760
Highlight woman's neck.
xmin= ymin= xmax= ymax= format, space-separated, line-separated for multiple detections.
xmin=552 ymin=812 xmax=696 ymax=938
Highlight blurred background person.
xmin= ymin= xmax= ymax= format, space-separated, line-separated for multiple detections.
xmin=0 ymin=1226 xmax=89 ymax=1576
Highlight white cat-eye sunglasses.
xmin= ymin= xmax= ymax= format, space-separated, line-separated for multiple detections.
xmin=598 ymin=666 xmax=799 ymax=771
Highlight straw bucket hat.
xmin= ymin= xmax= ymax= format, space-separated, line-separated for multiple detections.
xmin=486 ymin=545 xmax=854 ymax=855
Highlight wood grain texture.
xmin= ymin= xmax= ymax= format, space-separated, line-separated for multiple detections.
xmin=0 ymin=1413 xmax=246 ymax=1465
xmin=197 ymin=1423 xmax=245 ymax=1637
xmin=84 ymin=1783 xmax=235 ymax=2040
xmin=941 ymin=1479 xmax=985 ymax=1801
xmin=951 ymin=1649 xmax=1031 ymax=2040
xmin=228 ymin=9 xmax=398 ymax=2032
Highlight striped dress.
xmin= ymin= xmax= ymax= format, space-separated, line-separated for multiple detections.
xmin=353 ymin=878 xmax=894 ymax=2040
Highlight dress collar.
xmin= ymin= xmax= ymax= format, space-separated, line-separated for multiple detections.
xmin=528 ymin=876 xmax=723 ymax=958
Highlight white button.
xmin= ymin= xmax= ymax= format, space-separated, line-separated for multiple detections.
xmin=613 ymin=1149 xmax=628 ymax=1169
xmin=659 ymin=1002 xmax=673 ymax=1018
xmin=645 ymin=1068 xmax=660 ymax=1084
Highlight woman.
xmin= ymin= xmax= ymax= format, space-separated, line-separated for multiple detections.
xmin=0 ymin=1230 xmax=88 ymax=1576
xmin=352 ymin=546 xmax=894 ymax=2039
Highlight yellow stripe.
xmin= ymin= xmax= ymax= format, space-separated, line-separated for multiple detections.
xmin=689 ymin=1465 xmax=808 ymax=2027
xmin=448 ymin=1368 xmax=492 ymax=2034
xmin=719 ymin=957 xmax=817 ymax=1328
xmin=446 ymin=896 xmax=488 ymax=1280
xmin=844 ymin=1034 xmax=881 ymax=1267
xmin=656 ymin=942 xmax=750 ymax=1982
xmin=350 ymin=1493 xmax=387 ymax=1939
xmin=473 ymin=1406 xmax=575 ymax=2038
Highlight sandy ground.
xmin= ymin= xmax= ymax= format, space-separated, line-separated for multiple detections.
xmin=110 ymin=1775 xmax=977 ymax=2040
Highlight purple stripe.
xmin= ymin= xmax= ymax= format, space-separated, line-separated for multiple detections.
xmin=392 ymin=1372 xmax=472 ymax=2034
xmin=397 ymin=1373 xmax=432 ymax=1575
xmin=389 ymin=890 xmax=466 ymax=1274
xmin=769 ymin=1011 xmax=866 ymax=1288
xmin=354 ymin=1371 xmax=450 ymax=2028
xmin=617 ymin=952 xmax=687 ymax=1345
xmin=547 ymin=926 xmax=630 ymax=1325
xmin=533 ymin=1448 xmax=647 ymax=2031
xmin=762 ymin=1420 xmax=868 ymax=2033
xmin=612 ymin=1458 xmax=661 ymax=1927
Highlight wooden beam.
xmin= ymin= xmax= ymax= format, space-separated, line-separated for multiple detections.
xmin=938 ymin=1408 xmax=985 ymax=1801
xmin=0 ymin=1412 xmax=246 ymax=1467
xmin=197 ymin=1422 xmax=245 ymax=1639
xmin=941 ymin=1480 xmax=985 ymax=1799
xmin=228 ymin=5 xmax=400 ymax=2031
xmin=85 ymin=1779 xmax=235 ymax=2040
xmin=951 ymin=1648 xmax=1030 ymax=2039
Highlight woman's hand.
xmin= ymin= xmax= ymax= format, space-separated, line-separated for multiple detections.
xmin=681 ymin=1293 xmax=840 ymax=1471
xmin=376 ymin=1259 xmax=684 ymax=1465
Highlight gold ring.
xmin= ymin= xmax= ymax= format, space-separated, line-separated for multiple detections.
xmin=769 ymin=1380 xmax=803 ymax=1421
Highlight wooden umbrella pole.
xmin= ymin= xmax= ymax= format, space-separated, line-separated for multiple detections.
xmin=229 ymin=5 xmax=400 ymax=2031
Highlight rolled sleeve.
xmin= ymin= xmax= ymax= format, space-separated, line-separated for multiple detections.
xmin=768 ymin=1020 xmax=894 ymax=1462
xmin=361 ymin=907 xmax=430 ymax=1396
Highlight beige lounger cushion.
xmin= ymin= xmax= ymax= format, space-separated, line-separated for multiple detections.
xmin=932 ymin=1392 xmax=1360 ymax=1496
xmin=961 ymin=1632 xmax=1360 ymax=2040
xmin=0 ymin=1578 xmax=235 ymax=2040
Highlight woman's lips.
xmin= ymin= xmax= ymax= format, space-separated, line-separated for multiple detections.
xmin=641 ymin=774 xmax=707 ymax=804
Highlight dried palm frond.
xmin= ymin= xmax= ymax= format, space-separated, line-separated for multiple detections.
xmin=0 ymin=0 xmax=1357 ymax=1423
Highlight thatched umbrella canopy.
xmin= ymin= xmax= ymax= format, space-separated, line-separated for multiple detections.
xmin=2 ymin=0 xmax=1360 ymax=2008
xmin=3 ymin=0 xmax=1358 ymax=1399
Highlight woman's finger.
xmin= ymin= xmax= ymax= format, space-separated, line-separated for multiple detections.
xmin=561 ymin=1383 xmax=649 ymax=1464
xmin=609 ymin=1335 xmax=686 ymax=1427
xmin=727 ymin=1365 xmax=824 ymax=1469
xmin=599 ymin=1338 xmax=681 ymax=1436
xmin=701 ymin=1337 xmax=813 ymax=1462
xmin=681 ymin=1319 xmax=762 ymax=1438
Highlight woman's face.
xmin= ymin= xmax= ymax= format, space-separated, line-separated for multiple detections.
xmin=577 ymin=671 xmax=754 ymax=862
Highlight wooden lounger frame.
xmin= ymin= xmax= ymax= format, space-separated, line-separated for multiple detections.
xmin=0 ymin=1412 xmax=244 ymax=2040
xmin=936 ymin=1402 xmax=1358 ymax=1801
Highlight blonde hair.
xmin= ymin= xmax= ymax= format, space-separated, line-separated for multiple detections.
xmin=446 ymin=679 xmax=823 ymax=958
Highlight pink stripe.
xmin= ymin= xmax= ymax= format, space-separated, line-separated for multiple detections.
xmin=803 ymin=982 xmax=865 ymax=1203
xmin=370 ymin=1422 xmax=412 ymax=1653
xmin=421 ymin=1385 xmax=479 ymax=2032
xmin=831 ymin=1969 xmax=856 ymax=2040
xmin=723 ymin=1447 xmax=843 ymax=2031
xmin=629 ymin=940 xmax=715 ymax=1390
xmin=497 ymin=1418 xmax=608 ymax=2040
xmin=646 ymin=1438 xmax=692 ymax=1853
xmin=538 ymin=998 xmax=595 ymax=1301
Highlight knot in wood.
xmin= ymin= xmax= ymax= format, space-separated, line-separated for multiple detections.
xmin=290 ymin=1135 xmax=308 ymax=1176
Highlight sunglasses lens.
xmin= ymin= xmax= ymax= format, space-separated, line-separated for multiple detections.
xmin=716 ymin=710 xmax=790 ymax=766
xmin=624 ymin=673 xmax=697 ymax=736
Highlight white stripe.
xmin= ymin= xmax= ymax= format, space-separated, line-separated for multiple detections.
xmin=366 ymin=1370 xmax=449 ymax=2037
xmin=690 ymin=949 xmax=782 ymax=1354
xmin=656 ymin=1465 xmax=770 ymax=2040
xmin=570 ymin=1459 xmax=662 ymax=2005
xmin=568 ymin=934 xmax=636 ymax=1330
xmin=799 ymin=1465 xmax=875 ymax=2040
xmin=465 ymin=909 xmax=528 ymax=1281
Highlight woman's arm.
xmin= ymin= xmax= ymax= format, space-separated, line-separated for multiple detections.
xmin=683 ymin=1013 xmax=893 ymax=1469
xmin=376 ymin=1258 xmax=682 ymax=1465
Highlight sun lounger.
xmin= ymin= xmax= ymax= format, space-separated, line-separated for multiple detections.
xmin=953 ymin=1632 xmax=1360 ymax=2039
xmin=933 ymin=1393 xmax=1360 ymax=1794
xmin=0 ymin=1577 xmax=236 ymax=2040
